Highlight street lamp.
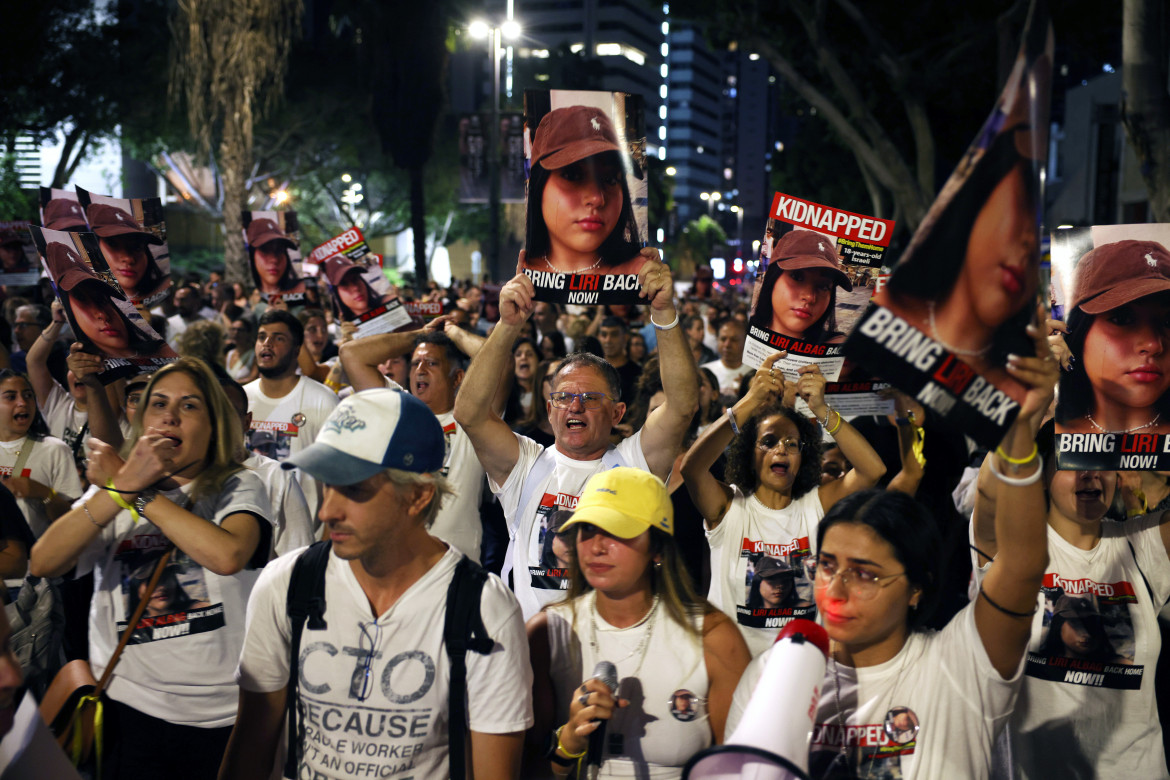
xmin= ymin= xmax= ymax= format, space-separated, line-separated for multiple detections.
xmin=470 ymin=18 xmax=521 ymax=283
xmin=700 ymin=191 xmax=721 ymax=218
xmin=730 ymin=205 xmax=744 ymax=258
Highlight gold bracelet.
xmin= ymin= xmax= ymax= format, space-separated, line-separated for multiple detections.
xmin=995 ymin=443 xmax=1037 ymax=465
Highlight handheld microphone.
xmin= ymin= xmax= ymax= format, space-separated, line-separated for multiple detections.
xmin=682 ymin=619 xmax=829 ymax=780
xmin=586 ymin=660 xmax=619 ymax=777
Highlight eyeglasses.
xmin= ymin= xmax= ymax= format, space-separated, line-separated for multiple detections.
xmin=549 ymin=391 xmax=610 ymax=409
xmin=353 ymin=621 xmax=382 ymax=701
xmin=804 ymin=555 xmax=905 ymax=600
xmin=12 ymin=322 xmax=38 ymax=329
xmin=755 ymin=434 xmax=801 ymax=454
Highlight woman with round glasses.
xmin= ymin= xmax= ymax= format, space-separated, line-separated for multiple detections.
xmin=680 ymin=351 xmax=887 ymax=656
xmin=726 ymin=319 xmax=1056 ymax=779
xmin=527 ymin=467 xmax=751 ymax=778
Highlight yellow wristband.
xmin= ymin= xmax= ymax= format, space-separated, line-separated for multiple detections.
xmin=555 ymin=726 xmax=587 ymax=760
xmin=995 ymin=443 xmax=1037 ymax=465
xmin=826 ymin=410 xmax=843 ymax=436
xmin=105 ymin=480 xmax=140 ymax=523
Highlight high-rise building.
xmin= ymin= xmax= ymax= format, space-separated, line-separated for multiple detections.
xmin=664 ymin=22 xmax=723 ymax=229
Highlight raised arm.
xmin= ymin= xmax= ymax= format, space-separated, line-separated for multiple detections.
xmin=804 ymin=365 xmax=886 ymax=511
xmin=702 ymin=610 xmax=751 ymax=743
xmin=638 ymin=253 xmax=699 ymax=480
xmin=974 ymin=321 xmax=1056 ymax=679
xmin=68 ymin=343 xmax=125 ymax=449
xmin=26 ymin=306 xmax=64 ymax=405
xmin=681 ymin=352 xmax=782 ymax=528
xmin=338 ymin=329 xmax=420 ymax=392
xmin=453 ymin=271 xmax=531 ymax=486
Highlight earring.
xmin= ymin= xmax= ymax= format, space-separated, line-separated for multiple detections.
xmin=654 ymin=560 xmax=662 ymax=570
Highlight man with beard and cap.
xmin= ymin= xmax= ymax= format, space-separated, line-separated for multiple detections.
xmin=340 ymin=315 xmax=493 ymax=561
xmin=87 ymin=203 xmax=168 ymax=304
xmin=243 ymin=309 xmax=338 ymax=522
xmin=221 ymin=389 xmax=532 ymax=780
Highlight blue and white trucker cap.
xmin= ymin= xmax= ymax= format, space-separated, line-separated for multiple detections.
xmin=281 ymin=388 xmax=445 ymax=485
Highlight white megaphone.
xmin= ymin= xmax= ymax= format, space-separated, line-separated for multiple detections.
xmin=682 ymin=619 xmax=829 ymax=780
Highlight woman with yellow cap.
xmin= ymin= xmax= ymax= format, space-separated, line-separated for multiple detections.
xmin=526 ymin=467 xmax=751 ymax=778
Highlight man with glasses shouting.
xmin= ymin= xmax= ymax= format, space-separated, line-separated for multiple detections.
xmin=454 ymin=253 xmax=697 ymax=619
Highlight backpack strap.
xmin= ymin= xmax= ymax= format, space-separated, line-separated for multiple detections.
xmin=445 ymin=556 xmax=493 ymax=780
xmin=284 ymin=540 xmax=332 ymax=779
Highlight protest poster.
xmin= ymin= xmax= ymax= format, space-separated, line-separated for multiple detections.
xmin=76 ymin=187 xmax=172 ymax=307
xmin=310 ymin=227 xmax=415 ymax=337
xmin=0 ymin=221 xmax=41 ymax=287
xmin=519 ymin=89 xmax=649 ymax=305
xmin=1050 ymin=224 xmax=1170 ymax=469
xmin=458 ymin=111 xmax=527 ymax=204
xmin=843 ymin=1 xmax=1052 ymax=448
xmin=39 ymin=187 xmax=88 ymax=233
xmin=242 ymin=210 xmax=307 ymax=304
xmin=30 ymin=227 xmax=175 ymax=383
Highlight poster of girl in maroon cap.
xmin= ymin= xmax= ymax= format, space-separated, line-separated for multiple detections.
xmin=308 ymin=227 xmax=415 ymax=337
xmin=518 ymin=89 xmax=651 ymax=305
xmin=243 ymin=211 xmax=307 ymax=304
xmin=28 ymin=227 xmax=175 ymax=383
xmin=0 ymin=221 xmax=39 ymax=287
xmin=843 ymin=3 xmax=1052 ymax=448
xmin=1051 ymin=224 xmax=1170 ymax=469
xmin=76 ymin=187 xmax=172 ymax=307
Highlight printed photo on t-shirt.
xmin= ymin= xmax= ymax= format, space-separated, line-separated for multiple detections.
xmin=811 ymin=715 xmax=916 ymax=779
xmin=531 ymin=503 xmax=574 ymax=588
xmin=115 ymin=537 xmax=224 ymax=644
xmin=1025 ymin=576 xmax=1142 ymax=689
xmin=247 ymin=419 xmax=299 ymax=461
xmin=736 ymin=539 xmax=816 ymax=629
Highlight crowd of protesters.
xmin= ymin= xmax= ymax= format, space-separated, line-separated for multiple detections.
xmin=0 ymin=253 xmax=1165 ymax=780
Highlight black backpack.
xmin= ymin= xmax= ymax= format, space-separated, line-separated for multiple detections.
xmin=283 ymin=541 xmax=494 ymax=779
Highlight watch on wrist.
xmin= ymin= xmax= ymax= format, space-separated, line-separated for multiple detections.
xmin=134 ymin=489 xmax=159 ymax=517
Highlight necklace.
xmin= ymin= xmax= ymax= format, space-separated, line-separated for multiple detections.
xmin=543 ymin=254 xmax=603 ymax=274
xmin=927 ymin=302 xmax=991 ymax=358
xmin=1086 ymin=411 xmax=1160 ymax=434
xmin=588 ymin=591 xmax=658 ymax=675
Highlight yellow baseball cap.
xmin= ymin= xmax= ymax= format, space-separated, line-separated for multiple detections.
xmin=559 ymin=467 xmax=674 ymax=539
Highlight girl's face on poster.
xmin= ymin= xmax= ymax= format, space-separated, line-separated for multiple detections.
xmin=338 ymin=270 xmax=371 ymax=315
xmin=959 ymin=164 xmax=1038 ymax=328
xmin=72 ymin=286 xmax=131 ymax=356
xmin=254 ymin=244 xmax=289 ymax=292
xmin=542 ymin=156 xmax=624 ymax=264
xmin=1082 ymin=294 xmax=1170 ymax=414
xmin=770 ymin=269 xmax=833 ymax=338
xmin=99 ymin=235 xmax=150 ymax=295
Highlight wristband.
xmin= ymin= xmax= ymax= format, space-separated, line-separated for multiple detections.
xmin=987 ymin=454 xmax=1043 ymax=486
xmin=826 ymin=410 xmax=843 ymax=436
xmin=547 ymin=725 xmax=586 ymax=764
xmin=994 ymin=443 xmax=1038 ymax=466
xmin=978 ymin=584 xmax=1038 ymax=619
xmin=106 ymin=479 xmax=141 ymax=523
xmin=41 ymin=487 xmax=58 ymax=506
xmin=650 ymin=311 xmax=679 ymax=330
xmin=726 ymin=407 xmax=742 ymax=435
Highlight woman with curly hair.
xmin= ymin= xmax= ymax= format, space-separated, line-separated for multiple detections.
xmin=680 ymin=351 xmax=886 ymax=655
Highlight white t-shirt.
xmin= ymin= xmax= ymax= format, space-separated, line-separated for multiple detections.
xmin=244 ymin=376 xmax=339 ymax=522
xmin=973 ymin=516 xmax=1170 ymax=779
xmin=41 ymin=382 xmax=88 ymax=460
xmin=545 ymin=592 xmax=711 ymax=778
xmin=728 ymin=604 xmax=1023 ymax=780
xmin=433 ymin=411 xmax=485 ymax=562
xmin=701 ymin=359 xmax=753 ymax=400
xmin=491 ymin=431 xmax=649 ymax=620
xmin=0 ymin=435 xmax=83 ymax=538
xmin=236 ymin=545 xmax=534 ymax=779
xmin=243 ymin=453 xmax=316 ymax=558
xmin=75 ymin=469 xmax=273 ymax=727
xmin=707 ymin=487 xmax=823 ymax=657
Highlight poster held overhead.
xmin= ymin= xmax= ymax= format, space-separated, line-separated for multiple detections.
xmin=1051 ymin=224 xmax=1170 ymax=469
xmin=243 ymin=211 xmax=307 ymax=305
xmin=30 ymin=227 xmax=175 ymax=384
xmin=0 ymin=223 xmax=42 ymax=287
xmin=76 ymin=187 xmax=173 ymax=307
xmin=309 ymin=228 xmax=417 ymax=337
xmin=520 ymin=90 xmax=649 ymax=305
xmin=843 ymin=0 xmax=1052 ymax=449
